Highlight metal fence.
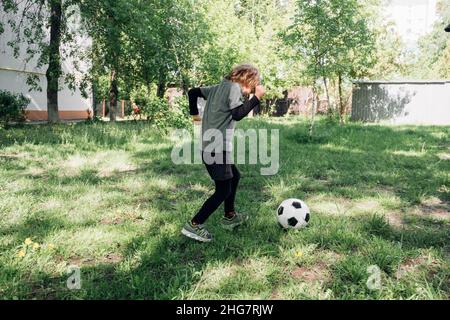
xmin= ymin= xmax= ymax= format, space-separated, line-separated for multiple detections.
xmin=95 ymin=99 xmax=129 ymax=118
xmin=351 ymin=81 xmax=450 ymax=125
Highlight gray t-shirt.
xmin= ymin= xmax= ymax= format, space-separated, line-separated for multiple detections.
xmin=200 ymin=78 xmax=244 ymax=152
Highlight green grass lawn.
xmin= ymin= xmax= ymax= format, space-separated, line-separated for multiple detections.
xmin=0 ymin=117 xmax=449 ymax=300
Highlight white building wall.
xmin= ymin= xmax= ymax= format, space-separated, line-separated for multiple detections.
xmin=0 ymin=6 xmax=92 ymax=119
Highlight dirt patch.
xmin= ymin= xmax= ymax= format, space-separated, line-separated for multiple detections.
xmin=27 ymin=167 xmax=48 ymax=177
xmin=98 ymin=165 xmax=137 ymax=178
xmin=309 ymin=198 xmax=350 ymax=216
xmin=386 ymin=211 xmax=405 ymax=228
xmin=396 ymin=254 xmax=441 ymax=280
xmin=269 ymin=289 xmax=281 ymax=300
xmin=100 ymin=212 xmax=144 ymax=225
xmin=104 ymin=253 xmax=123 ymax=264
xmin=60 ymin=152 xmax=137 ymax=178
xmin=188 ymin=183 xmax=210 ymax=193
xmin=322 ymin=250 xmax=344 ymax=264
xmin=198 ymin=265 xmax=236 ymax=291
xmin=290 ymin=264 xmax=329 ymax=283
xmin=353 ymin=199 xmax=384 ymax=213
xmin=309 ymin=196 xmax=386 ymax=216
xmin=62 ymin=252 xmax=124 ymax=267
xmin=67 ymin=256 xmax=96 ymax=267
xmin=417 ymin=197 xmax=450 ymax=220
xmin=437 ymin=153 xmax=450 ymax=161
xmin=100 ymin=217 xmax=125 ymax=225
xmin=387 ymin=198 xmax=450 ymax=228
xmin=0 ymin=152 xmax=28 ymax=160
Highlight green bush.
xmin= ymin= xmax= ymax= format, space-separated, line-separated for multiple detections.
xmin=0 ymin=90 xmax=29 ymax=128
xmin=167 ymin=96 xmax=191 ymax=129
xmin=130 ymin=86 xmax=190 ymax=130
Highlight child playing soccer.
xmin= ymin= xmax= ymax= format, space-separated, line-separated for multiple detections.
xmin=182 ymin=64 xmax=266 ymax=242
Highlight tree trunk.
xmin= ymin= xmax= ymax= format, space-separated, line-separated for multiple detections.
xmin=91 ymin=82 xmax=97 ymax=118
xmin=109 ymin=69 xmax=118 ymax=122
xmin=46 ymin=0 xmax=62 ymax=124
xmin=338 ymin=72 xmax=345 ymax=125
xmin=147 ymin=82 xmax=153 ymax=95
xmin=157 ymin=82 xmax=166 ymax=99
xmin=181 ymin=74 xmax=189 ymax=97
xmin=309 ymin=85 xmax=317 ymax=139
xmin=323 ymin=76 xmax=331 ymax=115
xmin=157 ymin=72 xmax=166 ymax=99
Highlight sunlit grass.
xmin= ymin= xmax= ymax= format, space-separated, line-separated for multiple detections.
xmin=0 ymin=117 xmax=448 ymax=299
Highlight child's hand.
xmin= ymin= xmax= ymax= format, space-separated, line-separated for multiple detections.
xmin=255 ymin=85 xmax=266 ymax=100
xmin=192 ymin=115 xmax=202 ymax=123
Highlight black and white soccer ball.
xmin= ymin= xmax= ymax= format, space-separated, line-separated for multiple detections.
xmin=277 ymin=198 xmax=311 ymax=229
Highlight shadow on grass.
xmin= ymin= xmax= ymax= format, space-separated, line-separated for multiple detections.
xmin=1 ymin=118 xmax=449 ymax=299
xmin=9 ymin=211 xmax=448 ymax=299
xmin=0 ymin=121 xmax=167 ymax=149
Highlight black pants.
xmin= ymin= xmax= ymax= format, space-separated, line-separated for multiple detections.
xmin=192 ymin=165 xmax=241 ymax=225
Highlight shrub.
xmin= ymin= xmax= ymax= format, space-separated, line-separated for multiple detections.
xmin=167 ymin=96 xmax=192 ymax=129
xmin=130 ymin=87 xmax=190 ymax=130
xmin=0 ymin=90 xmax=30 ymax=128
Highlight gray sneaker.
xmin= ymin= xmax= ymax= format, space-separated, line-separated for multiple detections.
xmin=221 ymin=212 xmax=248 ymax=231
xmin=181 ymin=222 xmax=213 ymax=242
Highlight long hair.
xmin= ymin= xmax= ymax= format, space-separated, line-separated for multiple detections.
xmin=225 ymin=64 xmax=260 ymax=89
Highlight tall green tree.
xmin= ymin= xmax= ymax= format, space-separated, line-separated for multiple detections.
xmin=81 ymin=0 xmax=208 ymax=122
xmin=195 ymin=0 xmax=255 ymax=85
xmin=131 ymin=0 xmax=208 ymax=97
xmin=413 ymin=0 xmax=450 ymax=79
xmin=361 ymin=0 xmax=407 ymax=80
xmin=281 ymin=0 xmax=333 ymax=135
xmin=1 ymin=0 xmax=81 ymax=123
xmin=330 ymin=0 xmax=375 ymax=122
xmin=281 ymin=0 xmax=375 ymax=129
xmin=196 ymin=0 xmax=298 ymax=114
xmin=79 ymin=0 xmax=135 ymax=121
xmin=246 ymin=0 xmax=302 ymax=113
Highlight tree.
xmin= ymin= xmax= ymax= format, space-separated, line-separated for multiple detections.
xmin=79 ymin=0 xmax=208 ymax=123
xmin=281 ymin=0 xmax=335 ymax=135
xmin=281 ymin=0 xmax=375 ymax=130
xmin=130 ymin=0 xmax=208 ymax=98
xmin=412 ymin=0 xmax=450 ymax=79
xmin=246 ymin=0 xmax=302 ymax=114
xmin=46 ymin=0 xmax=63 ymax=123
xmin=195 ymin=0 xmax=299 ymax=115
xmin=195 ymin=0 xmax=255 ymax=85
xmin=361 ymin=0 xmax=407 ymax=80
xmin=330 ymin=0 xmax=375 ymax=123
xmin=1 ymin=0 xmax=81 ymax=123
xmin=79 ymin=0 xmax=135 ymax=121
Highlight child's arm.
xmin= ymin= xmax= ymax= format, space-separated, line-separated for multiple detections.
xmin=231 ymin=85 xmax=265 ymax=121
xmin=188 ymin=88 xmax=206 ymax=116
xmin=231 ymin=96 xmax=260 ymax=121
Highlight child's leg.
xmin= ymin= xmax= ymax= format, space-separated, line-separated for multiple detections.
xmin=224 ymin=165 xmax=241 ymax=217
xmin=192 ymin=179 xmax=232 ymax=225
